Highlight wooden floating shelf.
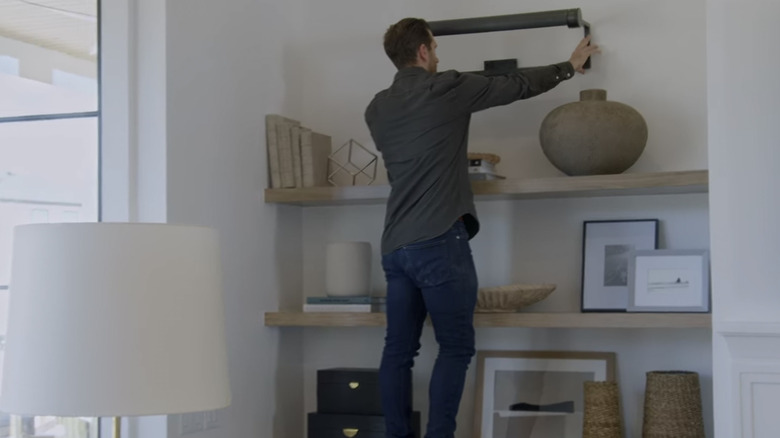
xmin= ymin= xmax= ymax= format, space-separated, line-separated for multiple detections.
xmin=264 ymin=170 xmax=708 ymax=206
xmin=264 ymin=312 xmax=711 ymax=329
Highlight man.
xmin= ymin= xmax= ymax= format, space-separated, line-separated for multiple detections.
xmin=364 ymin=17 xmax=599 ymax=438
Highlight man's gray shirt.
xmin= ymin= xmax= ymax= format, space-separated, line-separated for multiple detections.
xmin=365 ymin=62 xmax=575 ymax=255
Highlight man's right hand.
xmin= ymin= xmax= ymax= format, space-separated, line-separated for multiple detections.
xmin=569 ymin=35 xmax=601 ymax=74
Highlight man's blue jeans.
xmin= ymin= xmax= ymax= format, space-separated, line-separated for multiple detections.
xmin=379 ymin=221 xmax=478 ymax=438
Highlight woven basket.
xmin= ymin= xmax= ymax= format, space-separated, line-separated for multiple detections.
xmin=583 ymin=381 xmax=624 ymax=438
xmin=475 ymin=284 xmax=555 ymax=313
xmin=642 ymin=371 xmax=705 ymax=438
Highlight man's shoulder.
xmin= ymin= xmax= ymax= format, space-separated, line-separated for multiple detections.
xmin=371 ymin=87 xmax=391 ymax=100
xmin=364 ymin=88 xmax=389 ymax=118
xmin=434 ymin=69 xmax=461 ymax=79
xmin=430 ymin=69 xmax=483 ymax=90
xmin=367 ymin=84 xmax=393 ymax=104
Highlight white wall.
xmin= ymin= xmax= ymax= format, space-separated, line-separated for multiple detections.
xmin=287 ymin=0 xmax=712 ymax=437
xmin=708 ymin=0 xmax=780 ymax=437
xmin=162 ymin=0 xmax=304 ymax=437
xmin=707 ymin=0 xmax=780 ymax=322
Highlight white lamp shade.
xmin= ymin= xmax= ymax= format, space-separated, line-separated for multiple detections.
xmin=0 ymin=223 xmax=231 ymax=417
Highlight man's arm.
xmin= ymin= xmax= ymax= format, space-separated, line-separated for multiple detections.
xmin=445 ymin=35 xmax=600 ymax=113
xmin=445 ymin=62 xmax=570 ymax=113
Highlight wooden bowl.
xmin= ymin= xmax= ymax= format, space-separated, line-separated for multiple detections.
xmin=475 ymin=284 xmax=556 ymax=313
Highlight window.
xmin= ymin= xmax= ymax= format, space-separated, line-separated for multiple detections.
xmin=0 ymin=56 xmax=19 ymax=75
xmin=0 ymin=1 xmax=99 ymax=437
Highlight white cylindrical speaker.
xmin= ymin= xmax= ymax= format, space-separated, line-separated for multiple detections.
xmin=325 ymin=241 xmax=371 ymax=297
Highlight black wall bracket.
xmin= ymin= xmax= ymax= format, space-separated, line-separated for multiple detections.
xmin=428 ymin=8 xmax=592 ymax=73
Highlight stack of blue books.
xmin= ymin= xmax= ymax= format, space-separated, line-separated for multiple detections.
xmin=303 ymin=296 xmax=387 ymax=313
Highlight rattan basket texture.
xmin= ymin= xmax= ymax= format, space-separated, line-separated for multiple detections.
xmin=583 ymin=381 xmax=624 ymax=438
xmin=642 ymin=371 xmax=705 ymax=438
xmin=475 ymin=283 xmax=555 ymax=313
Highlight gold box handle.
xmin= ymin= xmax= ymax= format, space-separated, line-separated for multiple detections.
xmin=348 ymin=381 xmax=359 ymax=389
xmin=342 ymin=428 xmax=359 ymax=437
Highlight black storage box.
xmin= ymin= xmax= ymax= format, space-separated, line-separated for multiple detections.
xmin=308 ymin=412 xmax=421 ymax=438
xmin=317 ymin=368 xmax=385 ymax=415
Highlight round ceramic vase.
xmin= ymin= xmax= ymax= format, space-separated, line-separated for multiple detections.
xmin=539 ymin=89 xmax=648 ymax=176
xmin=325 ymin=241 xmax=371 ymax=297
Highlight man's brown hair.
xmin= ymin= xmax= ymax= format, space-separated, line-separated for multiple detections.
xmin=383 ymin=18 xmax=433 ymax=70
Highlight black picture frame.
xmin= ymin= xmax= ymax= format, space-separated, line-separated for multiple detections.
xmin=581 ymin=219 xmax=659 ymax=312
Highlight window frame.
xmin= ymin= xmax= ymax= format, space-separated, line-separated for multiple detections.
xmin=1 ymin=1 xmax=104 ymax=436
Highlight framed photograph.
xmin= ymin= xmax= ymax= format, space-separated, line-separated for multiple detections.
xmin=474 ymin=351 xmax=616 ymax=438
xmin=627 ymin=249 xmax=710 ymax=312
xmin=581 ymin=219 xmax=659 ymax=312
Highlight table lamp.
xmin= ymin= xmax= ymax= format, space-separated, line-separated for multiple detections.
xmin=0 ymin=223 xmax=231 ymax=438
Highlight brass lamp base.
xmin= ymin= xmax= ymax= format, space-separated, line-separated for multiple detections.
xmin=113 ymin=417 xmax=121 ymax=438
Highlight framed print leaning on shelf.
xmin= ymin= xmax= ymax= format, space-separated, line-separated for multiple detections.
xmin=473 ymin=351 xmax=616 ymax=438
xmin=581 ymin=219 xmax=659 ymax=312
xmin=627 ymin=249 xmax=710 ymax=312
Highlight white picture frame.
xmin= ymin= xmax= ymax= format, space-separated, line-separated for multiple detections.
xmin=474 ymin=351 xmax=616 ymax=438
xmin=627 ymin=249 xmax=710 ymax=312
xmin=581 ymin=219 xmax=659 ymax=312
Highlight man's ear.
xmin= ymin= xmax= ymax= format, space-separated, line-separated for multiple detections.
xmin=417 ymin=43 xmax=429 ymax=64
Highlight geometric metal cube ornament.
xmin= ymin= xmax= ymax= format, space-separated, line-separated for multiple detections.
xmin=327 ymin=139 xmax=378 ymax=186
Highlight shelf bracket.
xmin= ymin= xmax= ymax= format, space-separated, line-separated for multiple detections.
xmin=428 ymin=8 xmax=592 ymax=73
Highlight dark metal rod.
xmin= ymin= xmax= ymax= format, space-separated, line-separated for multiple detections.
xmin=583 ymin=21 xmax=592 ymax=69
xmin=430 ymin=8 xmax=592 ymax=69
xmin=429 ymin=8 xmax=584 ymax=36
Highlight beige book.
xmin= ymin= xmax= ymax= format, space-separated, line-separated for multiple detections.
xmin=265 ymin=115 xmax=282 ymax=188
xmin=277 ymin=121 xmax=300 ymax=188
xmin=265 ymin=114 xmax=300 ymax=188
xmin=291 ymin=126 xmax=303 ymax=187
xmin=301 ymin=129 xmax=332 ymax=187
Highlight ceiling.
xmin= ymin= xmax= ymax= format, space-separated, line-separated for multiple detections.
xmin=0 ymin=0 xmax=97 ymax=61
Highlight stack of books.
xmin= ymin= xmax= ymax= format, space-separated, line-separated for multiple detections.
xmin=468 ymin=153 xmax=505 ymax=181
xmin=266 ymin=114 xmax=332 ymax=189
xmin=303 ymin=296 xmax=387 ymax=313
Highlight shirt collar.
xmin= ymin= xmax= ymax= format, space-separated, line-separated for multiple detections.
xmin=394 ymin=66 xmax=431 ymax=81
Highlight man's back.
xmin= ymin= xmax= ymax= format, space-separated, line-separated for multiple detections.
xmin=366 ymin=62 xmax=575 ymax=254
xmin=365 ymin=66 xmax=481 ymax=255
